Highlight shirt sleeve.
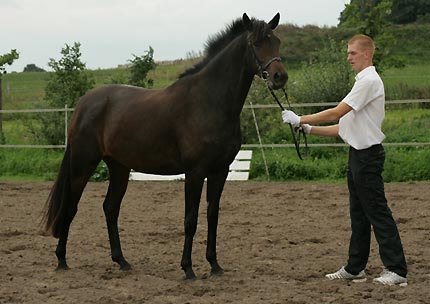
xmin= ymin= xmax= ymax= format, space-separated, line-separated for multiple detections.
xmin=343 ymin=78 xmax=376 ymax=112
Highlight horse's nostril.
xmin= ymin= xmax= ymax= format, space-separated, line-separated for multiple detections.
xmin=274 ymin=72 xmax=288 ymax=84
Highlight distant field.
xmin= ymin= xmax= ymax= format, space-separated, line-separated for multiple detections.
xmin=2 ymin=62 xmax=429 ymax=109
xmin=1 ymin=60 xmax=198 ymax=108
xmin=383 ymin=63 xmax=430 ymax=90
xmin=1 ymin=72 xmax=49 ymax=108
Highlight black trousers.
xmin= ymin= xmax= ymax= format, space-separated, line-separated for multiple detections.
xmin=345 ymin=144 xmax=407 ymax=278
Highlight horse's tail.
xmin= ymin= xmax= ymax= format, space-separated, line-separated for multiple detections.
xmin=42 ymin=144 xmax=72 ymax=238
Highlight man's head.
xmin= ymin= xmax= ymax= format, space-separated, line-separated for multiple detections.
xmin=347 ymin=34 xmax=375 ymax=73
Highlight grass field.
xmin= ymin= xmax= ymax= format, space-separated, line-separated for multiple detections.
xmin=1 ymin=60 xmax=198 ymax=108
xmin=1 ymin=61 xmax=429 ymax=182
xmin=2 ymin=62 xmax=429 ymax=108
xmin=383 ymin=64 xmax=430 ymax=88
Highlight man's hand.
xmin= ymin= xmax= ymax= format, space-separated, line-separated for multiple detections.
xmin=282 ymin=110 xmax=300 ymax=126
xmin=300 ymin=124 xmax=312 ymax=134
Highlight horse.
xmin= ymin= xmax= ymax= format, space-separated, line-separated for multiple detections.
xmin=43 ymin=12 xmax=288 ymax=280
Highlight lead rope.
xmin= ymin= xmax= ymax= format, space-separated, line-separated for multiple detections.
xmin=248 ymin=39 xmax=307 ymax=160
xmin=265 ymin=84 xmax=308 ymax=160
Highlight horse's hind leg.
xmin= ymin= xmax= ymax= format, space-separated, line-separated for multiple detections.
xmin=206 ymin=167 xmax=229 ymax=276
xmin=55 ymin=150 xmax=101 ymax=270
xmin=102 ymin=157 xmax=131 ymax=270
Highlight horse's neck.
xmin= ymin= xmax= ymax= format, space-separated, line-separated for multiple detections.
xmin=201 ymin=37 xmax=254 ymax=117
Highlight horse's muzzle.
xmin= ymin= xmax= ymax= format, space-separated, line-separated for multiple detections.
xmin=268 ymin=70 xmax=288 ymax=90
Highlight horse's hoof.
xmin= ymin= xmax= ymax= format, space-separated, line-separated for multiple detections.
xmin=210 ymin=266 xmax=224 ymax=276
xmin=119 ymin=261 xmax=132 ymax=271
xmin=183 ymin=269 xmax=197 ymax=280
xmin=55 ymin=262 xmax=69 ymax=271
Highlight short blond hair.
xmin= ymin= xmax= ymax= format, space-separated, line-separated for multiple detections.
xmin=348 ymin=34 xmax=376 ymax=55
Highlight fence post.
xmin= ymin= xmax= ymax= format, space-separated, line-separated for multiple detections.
xmin=249 ymin=100 xmax=270 ymax=180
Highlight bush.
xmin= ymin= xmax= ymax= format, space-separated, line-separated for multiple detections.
xmin=250 ymin=148 xmax=349 ymax=181
xmin=384 ymin=147 xmax=430 ymax=182
xmin=90 ymin=161 xmax=110 ymax=182
xmin=0 ymin=148 xmax=114 ymax=182
xmin=38 ymin=42 xmax=95 ymax=145
xmin=386 ymin=82 xmax=430 ymax=105
xmin=0 ymin=149 xmax=63 ymax=180
xmin=287 ymin=39 xmax=355 ymax=107
xmin=249 ymin=145 xmax=430 ymax=183
xmin=128 ymin=47 xmax=156 ymax=88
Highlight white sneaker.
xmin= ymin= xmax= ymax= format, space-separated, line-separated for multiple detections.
xmin=325 ymin=266 xmax=366 ymax=282
xmin=373 ymin=270 xmax=407 ymax=286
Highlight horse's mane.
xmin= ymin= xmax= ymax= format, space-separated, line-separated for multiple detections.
xmin=179 ymin=16 xmax=269 ymax=78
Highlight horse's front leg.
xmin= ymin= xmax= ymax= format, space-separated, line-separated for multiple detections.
xmin=206 ymin=167 xmax=229 ymax=276
xmin=103 ymin=160 xmax=131 ymax=271
xmin=181 ymin=173 xmax=205 ymax=280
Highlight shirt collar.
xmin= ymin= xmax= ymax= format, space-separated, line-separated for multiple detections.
xmin=355 ymin=66 xmax=376 ymax=81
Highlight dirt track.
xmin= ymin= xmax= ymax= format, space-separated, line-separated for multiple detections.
xmin=1 ymin=180 xmax=429 ymax=304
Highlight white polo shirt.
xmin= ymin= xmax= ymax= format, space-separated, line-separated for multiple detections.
xmin=339 ymin=66 xmax=385 ymax=150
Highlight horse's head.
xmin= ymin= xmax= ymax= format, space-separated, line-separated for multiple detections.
xmin=243 ymin=13 xmax=288 ymax=90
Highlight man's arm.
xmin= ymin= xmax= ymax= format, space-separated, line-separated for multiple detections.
xmin=309 ymin=124 xmax=339 ymax=137
xmin=300 ymin=102 xmax=353 ymax=125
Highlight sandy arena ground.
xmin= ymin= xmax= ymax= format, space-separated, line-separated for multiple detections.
xmin=0 ymin=180 xmax=429 ymax=304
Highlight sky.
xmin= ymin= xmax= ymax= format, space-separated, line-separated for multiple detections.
xmin=2 ymin=0 xmax=349 ymax=72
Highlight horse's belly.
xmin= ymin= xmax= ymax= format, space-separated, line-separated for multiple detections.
xmin=112 ymin=144 xmax=185 ymax=175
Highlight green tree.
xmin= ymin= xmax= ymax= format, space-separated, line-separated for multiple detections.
xmin=0 ymin=49 xmax=19 ymax=74
xmin=340 ymin=1 xmax=392 ymax=37
xmin=23 ymin=64 xmax=45 ymax=72
xmin=38 ymin=42 xmax=95 ymax=145
xmin=340 ymin=0 xmax=430 ymax=25
xmin=128 ymin=46 xmax=156 ymax=88
xmin=108 ymin=46 xmax=157 ymax=88
xmin=339 ymin=0 xmax=406 ymax=71
xmin=0 ymin=49 xmax=19 ymax=136
xmin=390 ymin=0 xmax=430 ymax=24
xmin=45 ymin=42 xmax=95 ymax=109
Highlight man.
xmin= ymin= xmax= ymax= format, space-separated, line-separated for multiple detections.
xmin=282 ymin=34 xmax=408 ymax=286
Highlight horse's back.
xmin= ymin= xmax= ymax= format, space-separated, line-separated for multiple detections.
xmin=71 ymin=84 xmax=161 ymax=132
xmin=69 ymin=84 xmax=186 ymax=172
xmin=69 ymin=82 xmax=241 ymax=175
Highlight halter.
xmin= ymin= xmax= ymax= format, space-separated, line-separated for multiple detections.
xmin=248 ymin=38 xmax=308 ymax=160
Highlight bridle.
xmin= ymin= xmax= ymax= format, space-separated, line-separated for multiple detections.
xmin=248 ymin=39 xmax=282 ymax=79
xmin=248 ymin=39 xmax=309 ymax=160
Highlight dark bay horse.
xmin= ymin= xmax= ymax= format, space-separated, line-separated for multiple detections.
xmin=43 ymin=13 xmax=288 ymax=280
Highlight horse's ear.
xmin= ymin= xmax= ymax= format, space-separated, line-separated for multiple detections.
xmin=268 ymin=12 xmax=280 ymax=29
xmin=242 ymin=13 xmax=253 ymax=31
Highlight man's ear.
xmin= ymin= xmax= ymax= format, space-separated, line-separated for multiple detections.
xmin=365 ymin=49 xmax=373 ymax=60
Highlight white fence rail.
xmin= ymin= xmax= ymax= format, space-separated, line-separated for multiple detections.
xmin=129 ymin=150 xmax=253 ymax=181
xmin=0 ymin=99 xmax=429 ymax=149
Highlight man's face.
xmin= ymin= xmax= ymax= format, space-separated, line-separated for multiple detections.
xmin=347 ymin=42 xmax=370 ymax=73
